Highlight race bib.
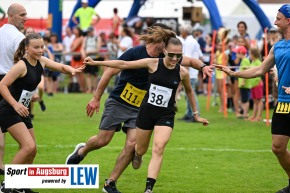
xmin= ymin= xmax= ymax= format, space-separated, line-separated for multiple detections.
xmin=276 ymin=102 xmax=290 ymax=114
xmin=18 ymin=89 xmax=35 ymax=107
xmin=147 ymin=83 xmax=172 ymax=108
xmin=120 ymin=83 xmax=147 ymax=107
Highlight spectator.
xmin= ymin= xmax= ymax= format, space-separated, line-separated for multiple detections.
xmin=178 ymin=24 xmax=202 ymax=122
xmin=236 ymin=46 xmax=252 ymax=119
xmin=81 ymin=27 xmax=99 ymax=93
xmin=107 ymin=32 xmax=118 ymax=60
xmin=236 ymin=21 xmax=251 ymax=49
xmin=50 ymin=33 xmax=64 ymax=93
xmin=70 ymin=27 xmax=85 ymax=92
xmin=246 ymin=47 xmax=263 ymax=122
xmin=117 ymin=27 xmax=133 ymax=57
xmin=215 ymin=40 xmax=229 ymax=113
xmin=62 ymin=27 xmax=76 ymax=86
xmin=111 ymin=8 xmax=122 ymax=37
xmin=72 ymin=0 xmax=101 ymax=35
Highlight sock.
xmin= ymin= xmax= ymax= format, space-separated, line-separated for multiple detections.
xmin=145 ymin=177 xmax=156 ymax=191
xmin=227 ymin=97 xmax=233 ymax=109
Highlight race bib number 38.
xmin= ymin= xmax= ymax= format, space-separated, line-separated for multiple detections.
xmin=120 ymin=83 xmax=147 ymax=107
xmin=148 ymin=83 xmax=172 ymax=108
xmin=18 ymin=89 xmax=35 ymax=107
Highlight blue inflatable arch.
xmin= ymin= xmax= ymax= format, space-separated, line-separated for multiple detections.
xmin=48 ymin=0 xmax=272 ymax=39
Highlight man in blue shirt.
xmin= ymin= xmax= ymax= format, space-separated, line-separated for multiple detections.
xmin=215 ymin=4 xmax=290 ymax=193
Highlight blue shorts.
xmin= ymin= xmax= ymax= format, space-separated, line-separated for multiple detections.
xmin=240 ymin=88 xmax=251 ymax=103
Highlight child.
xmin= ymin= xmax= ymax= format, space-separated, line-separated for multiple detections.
xmin=247 ymin=47 xmax=263 ymax=122
xmin=236 ymin=46 xmax=251 ymax=118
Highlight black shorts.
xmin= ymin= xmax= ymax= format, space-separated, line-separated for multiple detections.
xmin=272 ymin=102 xmax=290 ymax=136
xmin=0 ymin=75 xmax=4 ymax=101
xmin=84 ymin=65 xmax=100 ymax=76
xmin=136 ymin=104 xmax=175 ymax=130
xmin=0 ymin=112 xmax=33 ymax=132
xmin=240 ymin=88 xmax=251 ymax=103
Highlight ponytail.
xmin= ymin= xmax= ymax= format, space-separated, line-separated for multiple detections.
xmin=14 ymin=33 xmax=43 ymax=63
xmin=14 ymin=38 xmax=26 ymax=63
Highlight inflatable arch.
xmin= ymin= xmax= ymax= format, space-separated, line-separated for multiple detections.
xmin=49 ymin=0 xmax=272 ymax=39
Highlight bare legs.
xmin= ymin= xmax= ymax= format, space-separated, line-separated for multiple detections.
xmin=272 ymin=135 xmax=290 ymax=179
xmin=8 ymin=123 xmax=36 ymax=164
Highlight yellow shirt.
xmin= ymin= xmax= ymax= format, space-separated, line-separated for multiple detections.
xmin=74 ymin=7 xmax=96 ymax=30
xmin=215 ymin=51 xmax=227 ymax=79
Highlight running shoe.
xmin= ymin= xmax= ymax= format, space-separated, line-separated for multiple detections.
xmin=39 ymin=100 xmax=46 ymax=112
xmin=132 ymin=152 xmax=142 ymax=169
xmin=102 ymin=179 xmax=121 ymax=193
xmin=0 ymin=181 xmax=12 ymax=193
xmin=12 ymin=189 xmax=39 ymax=193
xmin=65 ymin=143 xmax=85 ymax=164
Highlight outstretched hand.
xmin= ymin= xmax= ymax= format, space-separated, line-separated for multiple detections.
xmin=282 ymin=86 xmax=290 ymax=94
xmin=194 ymin=115 xmax=209 ymax=126
xmin=214 ymin=65 xmax=233 ymax=77
xmin=83 ymin=57 xmax=95 ymax=66
xmin=71 ymin=64 xmax=86 ymax=76
xmin=202 ymin=65 xmax=214 ymax=79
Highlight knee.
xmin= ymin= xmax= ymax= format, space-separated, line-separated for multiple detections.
xmin=88 ymin=135 xmax=111 ymax=149
xmin=125 ymin=138 xmax=136 ymax=151
xmin=272 ymin=143 xmax=286 ymax=157
xmin=23 ymin=143 xmax=37 ymax=157
xmin=152 ymin=143 xmax=165 ymax=156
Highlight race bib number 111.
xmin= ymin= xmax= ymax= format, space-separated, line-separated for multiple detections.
xmin=120 ymin=83 xmax=147 ymax=107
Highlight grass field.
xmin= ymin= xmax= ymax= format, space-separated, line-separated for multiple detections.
xmin=1 ymin=92 xmax=287 ymax=193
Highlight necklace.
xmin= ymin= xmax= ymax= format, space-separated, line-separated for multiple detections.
xmin=26 ymin=57 xmax=37 ymax=67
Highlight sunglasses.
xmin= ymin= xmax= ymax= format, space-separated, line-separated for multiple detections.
xmin=164 ymin=50 xmax=183 ymax=59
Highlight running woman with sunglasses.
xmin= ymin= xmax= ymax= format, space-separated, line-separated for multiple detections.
xmin=66 ymin=25 xmax=213 ymax=193
xmin=84 ymin=37 xmax=209 ymax=193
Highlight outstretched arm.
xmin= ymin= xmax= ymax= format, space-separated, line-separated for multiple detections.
xmin=180 ymin=66 xmax=209 ymax=126
xmin=41 ymin=56 xmax=85 ymax=75
xmin=181 ymin=56 xmax=214 ymax=79
xmin=215 ymin=47 xmax=275 ymax=78
xmin=84 ymin=57 xmax=157 ymax=71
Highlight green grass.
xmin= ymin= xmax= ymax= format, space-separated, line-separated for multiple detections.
xmin=1 ymin=93 xmax=287 ymax=193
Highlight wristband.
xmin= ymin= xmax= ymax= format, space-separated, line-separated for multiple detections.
xmin=200 ymin=64 xmax=207 ymax=71
xmin=193 ymin=111 xmax=199 ymax=115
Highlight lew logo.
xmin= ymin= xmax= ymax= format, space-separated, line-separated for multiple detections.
xmin=5 ymin=164 xmax=99 ymax=189
xmin=70 ymin=167 xmax=98 ymax=185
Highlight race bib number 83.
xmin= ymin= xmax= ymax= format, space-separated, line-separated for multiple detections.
xmin=148 ymin=83 xmax=172 ymax=108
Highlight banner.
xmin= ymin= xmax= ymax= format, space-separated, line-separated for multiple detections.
xmin=5 ymin=164 xmax=99 ymax=189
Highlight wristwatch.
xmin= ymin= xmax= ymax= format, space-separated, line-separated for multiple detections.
xmin=193 ymin=111 xmax=199 ymax=115
xmin=200 ymin=64 xmax=207 ymax=71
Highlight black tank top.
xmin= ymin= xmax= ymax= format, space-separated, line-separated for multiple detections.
xmin=142 ymin=58 xmax=181 ymax=111
xmin=109 ymin=45 xmax=164 ymax=109
xmin=0 ymin=58 xmax=43 ymax=113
